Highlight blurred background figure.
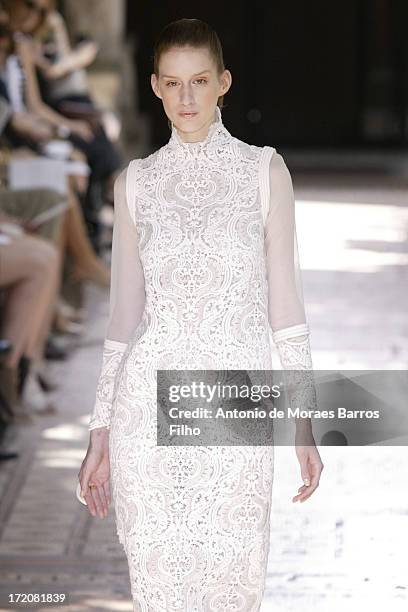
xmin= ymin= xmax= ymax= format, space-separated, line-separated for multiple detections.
xmin=1 ymin=0 xmax=124 ymax=253
xmin=0 ymin=0 xmax=114 ymax=437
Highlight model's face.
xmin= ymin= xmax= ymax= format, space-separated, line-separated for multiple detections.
xmin=151 ymin=45 xmax=232 ymax=143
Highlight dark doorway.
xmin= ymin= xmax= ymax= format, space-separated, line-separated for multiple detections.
xmin=126 ymin=0 xmax=408 ymax=149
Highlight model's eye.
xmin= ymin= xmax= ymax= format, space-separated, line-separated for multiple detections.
xmin=195 ymin=78 xmax=207 ymax=85
xmin=166 ymin=81 xmax=178 ymax=87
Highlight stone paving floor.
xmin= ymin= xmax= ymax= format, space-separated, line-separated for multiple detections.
xmin=0 ymin=168 xmax=407 ymax=611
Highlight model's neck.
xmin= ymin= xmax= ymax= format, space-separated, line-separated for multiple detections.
xmin=176 ymin=113 xmax=216 ymax=144
xmin=171 ymin=107 xmax=221 ymax=147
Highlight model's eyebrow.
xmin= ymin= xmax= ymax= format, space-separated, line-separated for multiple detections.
xmin=160 ymin=70 xmax=211 ymax=79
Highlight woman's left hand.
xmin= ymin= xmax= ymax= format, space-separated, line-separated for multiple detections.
xmin=292 ymin=442 xmax=324 ymax=503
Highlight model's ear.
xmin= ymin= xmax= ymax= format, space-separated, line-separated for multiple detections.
xmin=220 ymin=69 xmax=232 ymax=96
xmin=151 ymin=74 xmax=162 ymax=99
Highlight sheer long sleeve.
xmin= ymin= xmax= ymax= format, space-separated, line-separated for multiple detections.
xmin=88 ymin=164 xmax=146 ymax=431
xmin=261 ymin=149 xmax=318 ymax=434
xmin=262 ymin=150 xmax=318 ymax=428
xmin=263 ymin=150 xmax=313 ymax=370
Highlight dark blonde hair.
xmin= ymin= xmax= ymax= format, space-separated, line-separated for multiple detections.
xmin=153 ymin=18 xmax=226 ymax=112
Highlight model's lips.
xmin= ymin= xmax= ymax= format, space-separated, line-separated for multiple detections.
xmin=179 ymin=111 xmax=198 ymax=118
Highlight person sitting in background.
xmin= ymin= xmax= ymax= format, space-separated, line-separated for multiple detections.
xmin=28 ymin=5 xmax=121 ymax=144
xmin=0 ymin=21 xmax=111 ymax=293
xmin=2 ymin=0 xmax=124 ymax=252
xmin=0 ymin=59 xmax=111 ymax=415
xmin=32 ymin=7 xmax=99 ymax=101
xmin=0 ymin=3 xmax=95 ymax=141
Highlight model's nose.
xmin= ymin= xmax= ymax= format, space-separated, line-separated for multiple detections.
xmin=179 ymin=85 xmax=195 ymax=105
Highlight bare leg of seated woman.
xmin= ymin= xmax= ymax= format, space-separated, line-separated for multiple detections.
xmin=0 ymin=234 xmax=60 ymax=418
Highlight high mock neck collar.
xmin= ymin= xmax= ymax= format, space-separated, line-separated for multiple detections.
xmin=167 ymin=106 xmax=232 ymax=157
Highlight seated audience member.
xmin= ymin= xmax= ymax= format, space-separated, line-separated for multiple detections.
xmin=2 ymin=0 xmax=123 ymax=252
xmin=0 ymin=75 xmax=111 ymax=419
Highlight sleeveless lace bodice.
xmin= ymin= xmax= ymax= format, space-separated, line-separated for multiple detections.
xmin=125 ymin=105 xmax=273 ymax=372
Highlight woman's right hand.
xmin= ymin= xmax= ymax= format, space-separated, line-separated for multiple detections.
xmin=78 ymin=428 xmax=110 ymax=519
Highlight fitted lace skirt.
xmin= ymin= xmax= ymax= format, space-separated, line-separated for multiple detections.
xmin=109 ymin=336 xmax=275 ymax=611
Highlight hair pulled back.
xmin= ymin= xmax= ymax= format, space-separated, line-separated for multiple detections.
xmin=153 ymin=18 xmax=226 ymax=110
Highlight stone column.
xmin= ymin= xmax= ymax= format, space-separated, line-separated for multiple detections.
xmin=61 ymin=0 xmax=143 ymax=155
xmin=61 ymin=0 xmax=125 ymax=68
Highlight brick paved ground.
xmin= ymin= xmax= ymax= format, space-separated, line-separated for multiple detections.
xmin=0 ymin=169 xmax=407 ymax=611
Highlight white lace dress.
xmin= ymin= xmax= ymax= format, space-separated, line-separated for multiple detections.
xmin=88 ymin=106 xmax=314 ymax=611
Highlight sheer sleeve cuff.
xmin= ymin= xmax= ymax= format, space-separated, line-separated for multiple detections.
xmin=272 ymin=325 xmax=318 ymax=420
xmin=88 ymin=338 xmax=127 ymax=431
xmin=272 ymin=324 xmax=312 ymax=370
xmin=272 ymin=323 xmax=309 ymax=345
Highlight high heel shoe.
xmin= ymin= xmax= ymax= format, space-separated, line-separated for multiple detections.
xmin=44 ymin=336 xmax=69 ymax=361
xmin=32 ymin=359 xmax=59 ymax=393
xmin=21 ymin=371 xmax=57 ymax=415
xmin=0 ymin=361 xmax=33 ymax=424
xmin=0 ymin=364 xmax=15 ymax=425
xmin=17 ymin=355 xmax=31 ymax=397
